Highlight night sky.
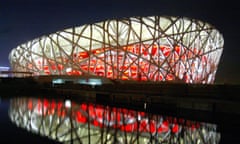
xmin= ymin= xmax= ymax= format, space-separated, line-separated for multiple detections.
xmin=0 ymin=0 xmax=240 ymax=84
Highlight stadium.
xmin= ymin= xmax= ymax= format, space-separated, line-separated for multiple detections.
xmin=9 ymin=16 xmax=224 ymax=84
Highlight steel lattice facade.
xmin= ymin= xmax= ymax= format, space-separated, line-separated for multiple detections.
xmin=9 ymin=97 xmax=221 ymax=144
xmin=9 ymin=16 xmax=224 ymax=84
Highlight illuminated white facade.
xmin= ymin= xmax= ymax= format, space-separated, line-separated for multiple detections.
xmin=9 ymin=16 xmax=224 ymax=84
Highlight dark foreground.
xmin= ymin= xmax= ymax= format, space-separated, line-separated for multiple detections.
xmin=0 ymin=77 xmax=240 ymax=143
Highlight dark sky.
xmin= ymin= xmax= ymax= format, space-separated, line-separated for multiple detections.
xmin=0 ymin=0 xmax=239 ymax=84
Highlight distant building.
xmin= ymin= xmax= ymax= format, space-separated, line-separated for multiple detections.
xmin=9 ymin=16 xmax=224 ymax=84
xmin=0 ymin=66 xmax=10 ymax=77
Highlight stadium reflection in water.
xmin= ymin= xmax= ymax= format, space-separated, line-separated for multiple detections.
xmin=9 ymin=97 xmax=220 ymax=144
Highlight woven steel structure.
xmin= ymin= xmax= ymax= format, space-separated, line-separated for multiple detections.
xmin=9 ymin=97 xmax=221 ymax=144
xmin=9 ymin=16 xmax=224 ymax=83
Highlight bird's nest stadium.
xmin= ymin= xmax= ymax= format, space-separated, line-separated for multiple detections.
xmin=9 ymin=16 xmax=224 ymax=84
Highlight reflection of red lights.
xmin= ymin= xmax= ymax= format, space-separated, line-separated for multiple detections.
xmin=28 ymin=99 xmax=33 ymax=110
xmin=30 ymin=99 xmax=206 ymax=134
xmin=76 ymin=111 xmax=87 ymax=123
xmin=172 ymin=124 xmax=179 ymax=133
